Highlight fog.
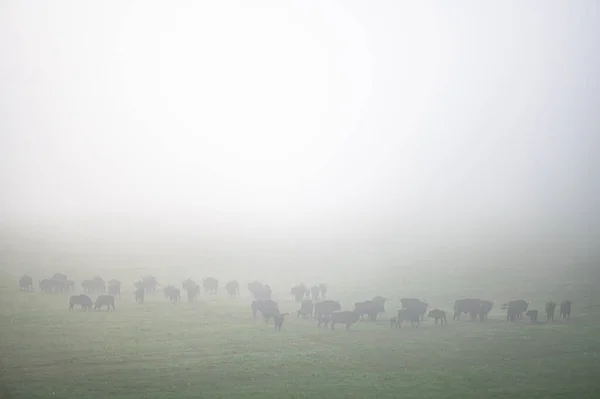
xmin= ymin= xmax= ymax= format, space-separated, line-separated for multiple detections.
xmin=1 ymin=1 xmax=598 ymax=278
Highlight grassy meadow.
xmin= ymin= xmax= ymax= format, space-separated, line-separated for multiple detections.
xmin=1 ymin=263 xmax=599 ymax=399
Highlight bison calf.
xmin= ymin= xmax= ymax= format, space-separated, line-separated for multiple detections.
xmin=428 ymin=309 xmax=447 ymax=326
xmin=274 ymin=313 xmax=289 ymax=331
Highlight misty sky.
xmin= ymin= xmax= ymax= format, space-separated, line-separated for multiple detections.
xmin=1 ymin=1 xmax=599 ymax=250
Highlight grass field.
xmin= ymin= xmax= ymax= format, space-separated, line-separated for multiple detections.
xmin=1 ymin=265 xmax=600 ymax=399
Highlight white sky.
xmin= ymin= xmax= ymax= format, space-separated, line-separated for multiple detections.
xmin=1 ymin=1 xmax=598 ymax=252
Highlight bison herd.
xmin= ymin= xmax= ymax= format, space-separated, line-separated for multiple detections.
xmin=18 ymin=273 xmax=574 ymax=332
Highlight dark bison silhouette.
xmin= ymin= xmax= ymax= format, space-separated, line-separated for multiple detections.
xmin=454 ymin=298 xmax=492 ymax=321
xmin=135 ymin=287 xmax=145 ymax=304
xmin=297 ymin=300 xmax=314 ymax=319
xmin=251 ymin=300 xmax=280 ymax=321
xmin=400 ymin=298 xmax=428 ymax=321
xmin=314 ymin=300 xmax=341 ymax=320
xmin=545 ymin=301 xmax=556 ymax=322
xmin=94 ymin=295 xmax=115 ymax=311
xmin=393 ymin=308 xmax=420 ymax=328
xmin=19 ymin=275 xmax=33 ymax=291
xmin=40 ymin=278 xmax=64 ymax=293
xmin=354 ymin=297 xmax=386 ymax=321
xmin=225 ymin=280 xmax=240 ymax=298
xmin=186 ymin=284 xmax=200 ymax=302
xmin=92 ymin=276 xmax=106 ymax=293
xmin=164 ymin=286 xmax=181 ymax=301
xmin=141 ymin=276 xmax=159 ymax=292
xmin=69 ymin=294 xmax=93 ymax=310
xmin=203 ymin=277 xmax=218 ymax=295
xmin=503 ymin=300 xmax=528 ymax=321
xmin=182 ymin=279 xmax=197 ymax=292
xmin=428 ymin=309 xmax=447 ymax=326
xmin=329 ymin=310 xmax=361 ymax=330
xmin=526 ymin=310 xmax=539 ymax=322
xmin=560 ymin=300 xmax=572 ymax=319
xmin=248 ymin=281 xmax=271 ymax=301
xmin=290 ymin=283 xmax=309 ymax=302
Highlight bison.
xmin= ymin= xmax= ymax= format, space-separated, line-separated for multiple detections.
xmin=94 ymin=295 xmax=115 ymax=311
xmin=164 ymin=286 xmax=181 ymax=302
xmin=453 ymin=298 xmax=480 ymax=320
xmin=290 ymin=283 xmax=309 ymax=302
xmin=186 ymin=284 xmax=200 ymax=302
xmin=314 ymin=300 xmax=341 ymax=320
xmin=394 ymin=308 xmax=420 ymax=328
xmin=428 ymin=309 xmax=447 ymax=326
xmin=400 ymin=298 xmax=427 ymax=320
xmin=274 ymin=313 xmax=289 ymax=331
xmin=69 ymin=294 xmax=93 ymax=310
xmin=135 ymin=287 xmax=145 ymax=304
xmin=526 ymin=310 xmax=539 ymax=322
xmin=251 ymin=300 xmax=280 ymax=322
xmin=297 ymin=300 xmax=314 ymax=319
xmin=545 ymin=301 xmax=556 ymax=322
xmin=560 ymin=300 xmax=572 ymax=319
xmin=225 ymin=280 xmax=240 ymax=298
xmin=203 ymin=277 xmax=218 ymax=295
xmin=107 ymin=280 xmax=121 ymax=297
xmin=329 ymin=310 xmax=360 ymax=330
xmin=310 ymin=285 xmax=321 ymax=301
xmin=503 ymin=300 xmax=528 ymax=321
xmin=19 ymin=275 xmax=33 ymax=291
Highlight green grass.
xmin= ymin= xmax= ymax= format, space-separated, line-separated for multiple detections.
xmin=1 ymin=268 xmax=600 ymax=398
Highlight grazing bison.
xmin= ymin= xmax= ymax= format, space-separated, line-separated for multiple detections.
xmin=545 ymin=301 xmax=556 ymax=322
xmin=69 ymin=294 xmax=93 ymax=310
xmin=164 ymin=286 xmax=181 ymax=302
xmin=248 ymin=281 xmax=271 ymax=301
xmin=186 ymin=284 xmax=200 ymax=302
xmin=560 ymin=300 xmax=572 ymax=319
xmin=94 ymin=295 xmax=115 ymax=311
xmin=251 ymin=300 xmax=280 ymax=321
xmin=310 ymin=285 xmax=321 ymax=301
xmin=274 ymin=313 xmax=289 ymax=331
xmin=503 ymin=300 xmax=529 ymax=321
xmin=428 ymin=309 xmax=447 ymax=326
xmin=135 ymin=287 xmax=145 ymax=304
xmin=329 ymin=310 xmax=361 ymax=330
xmin=400 ymin=298 xmax=427 ymax=320
xmin=19 ymin=275 xmax=33 ymax=291
xmin=290 ymin=283 xmax=309 ymax=302
xmin=203 ymin=277 xmax=218 ymax=295
xmin=526 ymin=310 xmax=539 ymax=322
xmin=297 ymin=300 xmax=314 ymax=319
xmin=314 ymin=300 xmax=341 ymax=320
xmin=225 ymin=280 xmax=240 ymax=298
xmin=107 ymin=280 xmax=121 ymax=297
xmin=394 ymin=308 xmax=420 ymax=328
